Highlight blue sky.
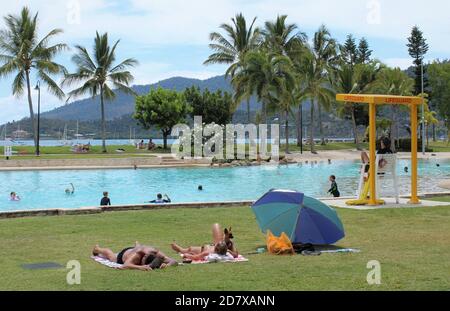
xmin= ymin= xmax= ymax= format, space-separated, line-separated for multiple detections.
xmin=0 ymin=0 xmax=449 ymax=124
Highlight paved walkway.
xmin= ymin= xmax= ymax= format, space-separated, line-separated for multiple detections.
xmin=322 ymin=197 xmax=449 ymax=210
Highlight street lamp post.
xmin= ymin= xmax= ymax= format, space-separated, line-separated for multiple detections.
xmin=35 ymin=81 xmax=41 ymax=156
xmin=421 ymin=63 xmax=426 ymax=155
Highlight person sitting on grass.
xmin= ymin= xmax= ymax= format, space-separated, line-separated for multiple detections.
xmin=147 ymin=138 xmax=156 ymax=150
xmin=148 ymin=193 xmax=171 ymax=204
xmin=100 ymin=192 xmax=111 ymax=206
xmin=92 ymin=242 xmax=177 ymax=271
xmin=327 ymin=175 xmax=340 ymax=198
xmin=170 ymin=224 xmax=239 ymax=261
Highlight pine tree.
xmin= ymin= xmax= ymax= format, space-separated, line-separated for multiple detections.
xmin=407 ymin=26 xmax=429 ymax=95
xmin=341 ymin=34 xmax=358 ymax=66
xmin=357 ymin=37 xmax=372 ymax=64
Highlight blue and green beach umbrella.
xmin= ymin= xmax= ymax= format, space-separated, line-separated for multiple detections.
xmin=251 ymin=189 xmax=345 ymax=245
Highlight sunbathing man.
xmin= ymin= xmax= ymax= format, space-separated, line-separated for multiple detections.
xmin=135 ymin=242 xmax=178 ymax=269
xmin=92 ymin=242 xmax=177 ymax=271
xmin=170 ymin=224 xmax=239 ymax=261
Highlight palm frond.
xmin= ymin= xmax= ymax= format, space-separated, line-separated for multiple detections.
xmin=38 ymin=70 xmax=65 ymax=100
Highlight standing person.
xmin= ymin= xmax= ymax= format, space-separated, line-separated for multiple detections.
xmin=100 ymin=192 xmax=111 ymax=206
xmin=327 ymin=175 xmax=340 ymax=198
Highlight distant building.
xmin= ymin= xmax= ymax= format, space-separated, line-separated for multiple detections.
xmin=12 ymin=130 xmax=29 ymax=139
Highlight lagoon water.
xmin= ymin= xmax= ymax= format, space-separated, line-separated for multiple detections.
xmin=0 ymin=159 xmax=448 ymax=212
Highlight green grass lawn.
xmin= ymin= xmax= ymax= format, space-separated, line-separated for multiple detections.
xmin=0 ymin=205 xmax=449 ymax=291
xmin=427 ymin=141 xmax=450 ymax=152
xmin=0 ymin=144 xmax=169 ymax=159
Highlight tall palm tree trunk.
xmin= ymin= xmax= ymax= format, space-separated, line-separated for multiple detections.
xmin=285 ymin=110 xmax=289 ymax=154
xmin=100 ymin=85 xmax=107 ymax=153
xmin=261 ymin=102 xmax=267 ymax=124
xmin=247 ymin=100 xmax=251 ymax=123
xmin=318 ymin=102 xmax=325 ymax=145
xmin=296 ymin=104 xmax=302 ymax=147
xmin=25 ymin=70 xmax=38 ymax=153
xmin=310 ymin=99 xmax=316 ymax=154
xmin=432 ymin=124 xmax=436 ymax=142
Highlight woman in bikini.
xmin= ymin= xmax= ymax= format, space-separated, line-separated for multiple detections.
xmin=170 ymin=224 xmax=238 ymax=261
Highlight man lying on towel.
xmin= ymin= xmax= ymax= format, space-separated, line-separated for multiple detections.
xmin=93 ymin=242 xmax=178 ymax=271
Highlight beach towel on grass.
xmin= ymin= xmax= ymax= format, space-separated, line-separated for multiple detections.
xmin=184 ymin=253 xmax=249 ymax=264
xmin=91 ymin=256 xmax=124 ymax=269
xmin=91 ymin=254 xmax=249 ymax=269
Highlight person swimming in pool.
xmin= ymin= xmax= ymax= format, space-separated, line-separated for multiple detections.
xmin=92 ymin=242 xmax=177 ymax=271
xmin=65 ymin=183 xmax=75 ymax=195
xmin=10 ymin=192 xmax=20 ymax=201
xmin=148 ymin=193 xmax=171 ymax=204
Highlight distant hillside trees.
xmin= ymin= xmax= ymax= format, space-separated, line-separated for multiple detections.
xmin=428 ymin=61 xmax=450 ymax=142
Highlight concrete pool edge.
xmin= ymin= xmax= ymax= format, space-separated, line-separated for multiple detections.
xmin=0 ymin=200 xmax=256 ymax=219
xmin=1 ymin=192 xmax=450 ymax=220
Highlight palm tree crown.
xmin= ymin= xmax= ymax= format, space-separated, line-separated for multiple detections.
xmin=204 ymin=13 xmax=260 ymax=77
xmin=0 ymin=7 xmax=67 ymax=153
xmin=63 ymin=32 xmax=137 ymax=152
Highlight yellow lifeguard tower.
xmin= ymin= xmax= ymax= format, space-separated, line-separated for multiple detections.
xmin=336 ymin=94 xmax=424 ymax=206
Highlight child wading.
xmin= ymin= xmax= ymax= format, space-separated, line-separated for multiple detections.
xmin=328 ymin=175 xmax=340 ymax=198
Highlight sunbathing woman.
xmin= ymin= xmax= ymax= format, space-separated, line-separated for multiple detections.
xmin=170 ymin=224 xmax=239 ymax=260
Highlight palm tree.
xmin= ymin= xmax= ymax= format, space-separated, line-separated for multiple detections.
xmin=232 ymin=50 xmax=296 ymax=155
xmin=334 ymin=64 xmax=359 ymax=145
xmin=232 ymin=50 xmax=277 ymax=124
xmin=263 ymin=15 xmax=306 ymax=149
xmin=204 ymin=13 xmax=261 ymax=122
xmin=373 ymin=67 xmax=414 ymax=150
xmin=63 ymin=32 xmax=137 ymax=153
xmin=334 ymin=61 xmax=382 ymax=146
xmin=295 ymin=50 xmax=335 ymax=154
xmin=262 ymin=15 xmax=306 ymax=57
xmin=311 ymin=25 xmax=338 ymax=145
xmin=0 ymin=7 xmax=67 ymax=154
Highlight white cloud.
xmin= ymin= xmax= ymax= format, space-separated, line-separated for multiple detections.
xmin=2 ymin=0 xmax=449 ymax=51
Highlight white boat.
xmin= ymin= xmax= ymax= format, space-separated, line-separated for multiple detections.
xmin=60 ymin=124 xmax=73 ymax=146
